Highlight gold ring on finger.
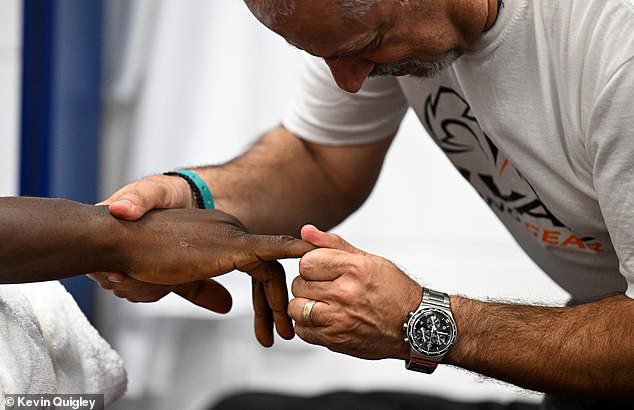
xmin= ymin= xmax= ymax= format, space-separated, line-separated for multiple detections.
xmin=302 ymin=299 xmax=317 ymax=326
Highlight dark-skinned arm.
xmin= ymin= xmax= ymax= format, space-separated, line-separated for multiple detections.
xmin=0 ymin=196 xmax=314 ymax=317
xmin=0 ymin=197 xmax=127 ymax=283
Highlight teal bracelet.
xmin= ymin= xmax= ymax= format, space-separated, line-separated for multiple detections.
xmin=163 ymin=170 xmax=215 ymax=209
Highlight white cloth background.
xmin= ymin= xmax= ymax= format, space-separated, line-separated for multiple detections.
xmin=0 ymin=0 xmax=21 ymax=197
xmin=99 ymin=2 xmax=568 ymax=409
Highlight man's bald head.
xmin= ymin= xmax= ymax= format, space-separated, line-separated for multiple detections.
xmin=244 ymin=0 xmax=389 ymax=26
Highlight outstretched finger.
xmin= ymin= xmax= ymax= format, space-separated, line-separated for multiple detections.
xmin=173 ymin=279 xmax=232 ymax=314
xmin=249 ymin=261 xmax=295 ymax=341
xmin=252 ymin=278 xmax=274 ymax=347
xmin=246 ymin=234 xmax=316 ymax=262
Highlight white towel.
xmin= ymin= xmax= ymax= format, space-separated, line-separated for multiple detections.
xmin=0 ymin=281 xmax=127 ymax=407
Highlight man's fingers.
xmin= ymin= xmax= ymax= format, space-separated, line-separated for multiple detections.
xmin=291 ymin=275 xmax=333 ymax=301
xmin=263 ymin=261 xmax=294 ymax=340
xmin=298 ymin=248 xmax=358 ymax=281
xmin=88 ymin=272 xmax=130 ymax=290
xmin=247 ymin=234 xmax=316 ymax=262
xmin=248 ymin=261 xmax=294 ymax=341
xmin=252 ymin=279 xmax=274 ymax=347
xmin=89 ymin=272 xmax=175 ymax=302
xmin=300 ymin=224 xmax=361 ymax=254
xmin=288 ymin=297 xmax=329 ymax=327
xmin=173 ymin=279 xmax=232 ymax=314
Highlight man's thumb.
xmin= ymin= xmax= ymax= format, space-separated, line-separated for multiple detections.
xmin=106 ymin=198 xmax=147 ymax=221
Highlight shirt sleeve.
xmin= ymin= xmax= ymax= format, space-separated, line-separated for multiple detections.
xmin=282 ymin=55 xmax=409 ymax=145
xmin=587 ymin=58 xmax=634 ymax=298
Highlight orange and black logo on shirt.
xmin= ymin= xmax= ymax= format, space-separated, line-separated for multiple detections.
xmin=422 ymin=86 xmax=603 ymax=253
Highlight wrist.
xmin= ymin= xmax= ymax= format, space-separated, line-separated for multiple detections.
xmin=402 ymin=287 xmax=458 ymax=373
xmin=177 ymin=175 xmax=197 ymax=209
xmin=443 ymin=295 xmax=478 ymax=366
xmin=397 ymin=280 xmax=424 ymax=360
xmin=163 ymin=169 xmax=215 ymax=209
xmin=86 ymin=204 xmax=132 ymax=273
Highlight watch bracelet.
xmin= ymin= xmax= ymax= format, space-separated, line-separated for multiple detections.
xmin=404 ymin=287 xmax=455 ymax=374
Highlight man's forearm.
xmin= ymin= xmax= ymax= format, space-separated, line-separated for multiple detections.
xmin=446 ymin=294 xmax=634 ymax=398
xmin=190 ymin=127 xmax=391 ymax=235
xmin=0 ymin=197 xmax=125 ymax=283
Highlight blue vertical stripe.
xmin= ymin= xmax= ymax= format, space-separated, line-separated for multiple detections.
xmin=20 ymin=0 xmax=103 ymax=323
xmin=20 ymin=0 xmax=55 ymax=196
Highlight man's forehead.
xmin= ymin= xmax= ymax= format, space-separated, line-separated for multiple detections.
xmin=245 ymin=0 xmax=384 ymax=59
xmin=244 ymin=0 xmax=297 ymax=25
xmin=245 ymin=0 xmax=341 ymax=21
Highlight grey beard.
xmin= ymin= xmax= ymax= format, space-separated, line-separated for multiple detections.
xmin=368 ymin=51 xmax=460 ymax=79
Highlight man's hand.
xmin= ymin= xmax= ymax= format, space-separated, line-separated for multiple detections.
xmin=289 ymin=228 xmax=634 ymax=398
xmin=288 ymin=225 xmax=422 ymax=359
xmin=89 ymin=272 xmax=233 ymax=314
xmin=100 ymin=174 xmax=194 ymax=221
xmin=118 ymin=208 xmax=312 ymax=286
xmin=93 ymin=175 xmax=315 ymax=346
xmin=123 ymin=207 xmax=313 ymax=346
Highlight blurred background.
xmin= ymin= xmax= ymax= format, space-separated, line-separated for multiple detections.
xmin=1 ymin=1 xmax=569 ymax=409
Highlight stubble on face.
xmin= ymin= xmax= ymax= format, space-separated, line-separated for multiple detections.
xmin=368 ymin=50 xmax=460 ymax=79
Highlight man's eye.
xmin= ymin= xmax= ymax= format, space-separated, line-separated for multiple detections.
xmin=368 ymin=31 xmax=384 ymax=51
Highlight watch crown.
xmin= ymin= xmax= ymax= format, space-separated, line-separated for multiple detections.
xmin=408 ymin=312 xmax=414 ymax=318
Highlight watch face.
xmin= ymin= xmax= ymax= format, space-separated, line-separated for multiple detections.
xmin=408 ymin=308 xmax=457 ymax=356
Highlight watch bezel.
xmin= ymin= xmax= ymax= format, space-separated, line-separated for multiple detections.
xmin=407 ymin=307 xmax=457 ymax=357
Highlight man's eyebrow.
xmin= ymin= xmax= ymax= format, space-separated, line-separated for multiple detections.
xmin=283 ymin=30 xmax=380 ymax=60
xmin=323 ymin=43 xmax=369 ymax=60
xmin=323 ymin=34 xmax=379 ymax=60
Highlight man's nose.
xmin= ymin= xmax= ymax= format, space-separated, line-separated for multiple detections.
xmin=324 ymin=57 xmax=375 ymax=93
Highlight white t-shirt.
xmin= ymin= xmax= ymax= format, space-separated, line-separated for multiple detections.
xmin=282 ymin=0 xmax=634 ymax=300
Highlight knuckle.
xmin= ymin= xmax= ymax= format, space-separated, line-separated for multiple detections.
xmin=299 ymin=248 xmax=329 ymax=273
xmin=347 ymin=257 xmax=365 ymax=276
xmin=290 ymin=277 xmax=303 ymax=297
xmin=330 ymin=312 xmax=346 ymax=327
xmin=332 ymin=283 xmax=360 ymax=305
xmin=298 ymin=256 xmax=311 ymax=275
xmin=288 ymin=299 xmax=305 ymax=321
xmin=273 ymin=234 xmax=297 ymax=244
xmin=344 ymin=256 xmax=370 ymax=280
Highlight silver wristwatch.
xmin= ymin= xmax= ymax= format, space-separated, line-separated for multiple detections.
xmin=403 ymin=287 xmax=457 ymax=374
